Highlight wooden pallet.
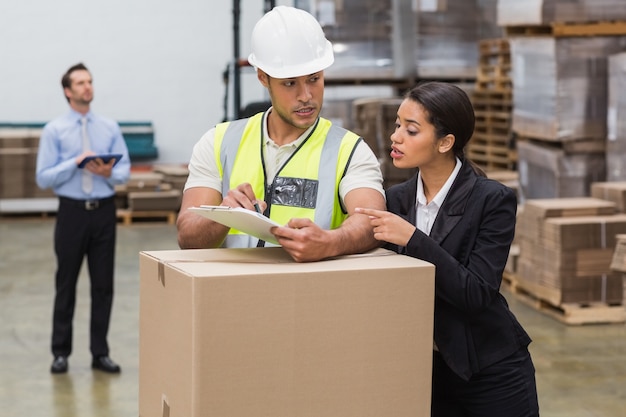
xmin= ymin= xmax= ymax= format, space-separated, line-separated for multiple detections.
xmin=503 ymin=273 xmax=626 ymax=325
xmin=477 ymin=65 xmax=511 ymax=83
xmin=502 ymin=271 xmax=520 ymax=293
xmin=475 ymin=77 xmax=513 ymax=92
xmin=471 ymin=90 xmax=513 ymax=112
xmin=467 ymin=145 xmax=513 ymax=168
xmin=505 ymin=20 xmax=626 ymax=37
xmin=475 ymin=37 xmax=512 ymax=95
xmin=470 ymin=120 xmax=513 ymax=139
xmin=116 ymin=209 xmax=177 ymax=225
xmin=479 ymin=38 xmax=510 ymax=55
xmin=469 ymin=107 xmax=515 ymax=171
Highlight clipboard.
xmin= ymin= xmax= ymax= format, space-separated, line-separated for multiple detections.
xmin=78 ymin=154 xmax=123 ymax=168
xmin=188 ymin=205 xmax=282 ymax=245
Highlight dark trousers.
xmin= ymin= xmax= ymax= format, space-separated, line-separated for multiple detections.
xmin=51 ymin=197 xmax=117 ymax=358
xmin=432 ymin=347 xmax=539 ymax=417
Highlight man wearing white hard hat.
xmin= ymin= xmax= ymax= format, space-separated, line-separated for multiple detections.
xmin=177 ymin=6 xmax=385 ymax=262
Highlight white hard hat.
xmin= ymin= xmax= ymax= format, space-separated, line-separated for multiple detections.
xmin=247 ymin=6 xmax=334 ymax=79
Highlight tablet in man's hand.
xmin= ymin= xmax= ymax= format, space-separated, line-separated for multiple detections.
xmin=78 ymin=154 xmax=123 ymax=168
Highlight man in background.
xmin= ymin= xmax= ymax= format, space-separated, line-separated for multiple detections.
xmin=36 ymin=63 xmax=130 ymax=374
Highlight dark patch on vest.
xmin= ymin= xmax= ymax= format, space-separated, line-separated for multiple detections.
xmin=270 ymin=176 xmax=318 ymax=209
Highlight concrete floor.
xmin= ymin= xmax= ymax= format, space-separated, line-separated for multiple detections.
xmin=0 ymin=217 xmax=625 ymax=417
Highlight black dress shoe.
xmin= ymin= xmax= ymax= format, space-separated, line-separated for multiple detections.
xmin=91 ymin=356 xmax=121 ymax=373
xmin=50 ymin=356 xmax=68 ymax=374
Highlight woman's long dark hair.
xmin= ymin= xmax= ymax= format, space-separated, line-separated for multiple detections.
xmin=405 ymin=81 xmax=486 ymax=176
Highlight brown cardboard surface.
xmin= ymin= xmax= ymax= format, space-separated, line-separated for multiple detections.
xmin=139 ymin=247 xmax=435 ymax=417
xmin=128 ymin=189 xmax=182 ymax=211
xmin=611 ymin=234 xmax=626 ymax=273
xmin=591 ymin=181 xmax=626 ymax=213
xmin=515 ymin=199 xmax=626 ymax=304
xmin=523 ymin=198 xmax=616 ymax=218
xmin=542 ymin=214 xmax=626 ymax=250
xmin=127 ymin=171 xmax=165 ymax=189
xmin=0 ymin=149 xmax=28 ymax=198
xmin=516 ymin=198 xmax=617 ymax=244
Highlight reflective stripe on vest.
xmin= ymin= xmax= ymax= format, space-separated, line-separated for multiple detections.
xmin=214 ymin=112 xmax=361 ymax=248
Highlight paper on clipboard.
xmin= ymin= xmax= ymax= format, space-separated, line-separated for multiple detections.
xmin=188 ymin=205 xmax=282 ymax=245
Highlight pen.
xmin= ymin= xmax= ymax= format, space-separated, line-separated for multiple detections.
xmin=254 ymin=202 xmax=262 ymax=214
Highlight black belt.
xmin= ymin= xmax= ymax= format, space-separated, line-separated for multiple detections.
xmin=59 ymin=196 xmax=115 ymax=211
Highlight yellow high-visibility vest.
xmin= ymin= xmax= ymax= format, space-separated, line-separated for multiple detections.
xmin=214 ymin=112 xmax=362 ymax=247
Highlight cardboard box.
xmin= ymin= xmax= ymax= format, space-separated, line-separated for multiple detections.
xmin=517 ymin=197 xmax=616 ymax=242
xmin=0 ymin=128 xmax=41 ymax=148
xmin=611 ymin=235 xmax=626 ymax=303
xmin=611 ymin=234 xmax=626 ymax=273
xmin=127 ymin=189 xmax=182 ymax=211
xmin=126 ymin=171 xmax=165 ymax=190
xmin=516 ymin=199 xmax=625 ymax=304
xmin=517 ymin=140 xmax=606 ymax=200
xmin=0 ymin=148 xmax=28 ymax=198
xmin=591 ymin=181 xmax=626 ymax=213
xmin=352 ymin=97 xmax=418 ymax=188
xmin=608 ymin=53 xmax=626 ymax=181
xmin=139 ymin=248 xmax=435 ymax=417
xmin=509 ymin=36 xmax=626 ymax=142
xmin=152 ymin=164 xmax=189 ymax=192
xmin=497 ymin=0 xmax=626 ymax=26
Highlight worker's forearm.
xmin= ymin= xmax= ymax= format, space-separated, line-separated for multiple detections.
xmin=331 ymin=214 xmax=382 ymax=257
xmin=177 ymin=213 xmax=228 ymax=249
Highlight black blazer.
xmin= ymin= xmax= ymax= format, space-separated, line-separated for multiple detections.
xmin=385 ymin=160 xmax=531 ymax=381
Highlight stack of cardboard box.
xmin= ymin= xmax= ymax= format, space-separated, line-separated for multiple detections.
xmin=497 ymin=0 xmax=626 ymax=25
xmin=595 ymin=182 xmax=626 ymax=303
xmin=498 ymin=0 xmax=626 ymax=199
xmin=351 ymin=97 xmax=417 ymax=188
xmin=516 ymin=197 xmax=625 ymax=307
xmin=610 ymin=234 xmax=626 ymax=305
xmin=591 ymin=181 xmax=626 ymax=213
xmin=114 ymin=170 xmax=182 ymax=218
xmin=415 ymin=0 xmax=501 ymax=79
xmin=510 ymin=34 xmax=625 ymax=199
xmin=152 ymin=164 xmax=188 ymax=194
xmin=607 ymin=53 xmax=626 ymax=181
xmin=0 ymin=128 xmax=53 ymax=200
xmin=611 ymin=234 xmax=626 ymax=271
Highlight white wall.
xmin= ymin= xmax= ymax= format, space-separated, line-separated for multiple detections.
xmin=0 ymin=0 xmax=287 ymax=164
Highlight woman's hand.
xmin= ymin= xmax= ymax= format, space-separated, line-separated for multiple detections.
xmin=355 ymin=207 xmax=416 ymax=247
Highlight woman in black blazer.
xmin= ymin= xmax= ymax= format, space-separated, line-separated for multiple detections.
xmin=356 ymin=82 xmax=539 ymax=417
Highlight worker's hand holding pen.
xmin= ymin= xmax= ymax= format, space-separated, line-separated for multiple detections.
xmin=221 ymin=182 xmax=267 ymax=214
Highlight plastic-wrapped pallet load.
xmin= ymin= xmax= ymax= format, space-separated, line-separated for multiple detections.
xmin=509 ymin=35 xmax=626 ymax=142
xmin=415 ymin=0 xmax=502 ymax=79
xmin=497 ymin=0 xmax=626 ymax=26
xmin=306 ymin=0 xmax=501 ymax=81
xmin=309 ymin=0 xmax=402 ymax=80
xmin=517 ymin=140 xmax=606 ymax=200
xmin=607 ymin=52 xmax=626 ymax=181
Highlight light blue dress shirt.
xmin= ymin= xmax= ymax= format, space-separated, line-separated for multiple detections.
xmin=36 ymin=109 xmax=131 ymax=200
